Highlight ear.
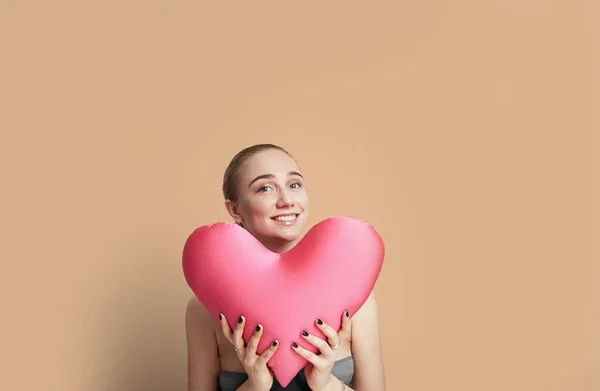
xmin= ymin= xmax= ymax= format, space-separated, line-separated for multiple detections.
xmin=224 ymin=199 xmax=243 ymax=224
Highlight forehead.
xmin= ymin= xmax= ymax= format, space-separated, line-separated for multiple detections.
xmin=239 ymin=149 xmax=300 ymax=182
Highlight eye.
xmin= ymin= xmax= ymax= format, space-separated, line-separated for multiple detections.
xmin=289 ymin=182 xmax=302 ymax=189
xmin=258 ymin=185 xmax=271 ymax=193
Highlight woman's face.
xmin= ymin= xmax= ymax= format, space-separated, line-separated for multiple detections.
xmin=225 ymin=149 xmax=309 ymax=253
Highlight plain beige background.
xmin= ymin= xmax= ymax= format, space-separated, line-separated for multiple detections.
xmin=1 ymin=1 xmax=598 ymax=390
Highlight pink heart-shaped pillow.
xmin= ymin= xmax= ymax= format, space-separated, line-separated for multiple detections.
xmin=181 ymin=216 xmax=385 ymax=387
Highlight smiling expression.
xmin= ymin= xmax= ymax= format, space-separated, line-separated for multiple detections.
xmin=225 ymin=148 xmax=309 ymax=253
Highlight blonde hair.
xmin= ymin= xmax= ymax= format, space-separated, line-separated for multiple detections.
xmin=222 ymin=143 xmax=293 ymax=203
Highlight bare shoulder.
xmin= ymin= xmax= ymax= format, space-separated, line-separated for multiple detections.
xmin=185 ymin=295 xmax=213 ymax=324
xmin=185 ymin=295 xmax=219 ymax=344
xmin=352 ymin=291 xmax=379 ymax=323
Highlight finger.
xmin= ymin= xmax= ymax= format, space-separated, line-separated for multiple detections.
xmin=340 ymin=310 xmax=350 ymax=333
xmin=316 ymin=318 xmax=340 ymax=347
xmin=291 ymin=342 xmax=328 ymax=367
xmin=300 ymin=329 xmax=331 ymax=355
xmin=232 ymin=315 xmax=246 ymax=349
xmin=246 ymin=324 xmax=263 ymax=355
xmin=218 ymin=313 xmax=233 ymax=343
xmin=256 ymin=340 xmax=279 ymax=366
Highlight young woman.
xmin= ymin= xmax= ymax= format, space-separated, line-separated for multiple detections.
xmin=185 ymin=144 xmax=386 ymax=391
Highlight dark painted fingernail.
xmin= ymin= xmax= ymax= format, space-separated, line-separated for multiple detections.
xmin=219 ymin=313 xmax=222 ymax=320
xmin=272 ymin=340 xmax=278 ymax=346
xmin=345 ymin=310 xmax=349 ymax=318
xmin=317 ymin=319 xmax=323 ymax=325
xmin=255 ymin=325 xmax=261 ymax=332
xmin=301 ymin=330 xmax=308 ymax=337
xmin=238 ymin=316 xmax=243 ymax=324
xmin=292 ymin=342 xmax=298 ymax=348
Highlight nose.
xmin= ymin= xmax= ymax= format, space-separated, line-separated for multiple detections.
xmin=276 ymin=189 xmax=295 ymax=208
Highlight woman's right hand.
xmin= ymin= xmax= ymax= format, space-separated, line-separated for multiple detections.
xmin=219 ymin=313 xmax=279 ymax=391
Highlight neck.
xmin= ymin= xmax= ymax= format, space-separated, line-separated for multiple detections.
xmin=262 ymin=237 xmax=299 ymax=254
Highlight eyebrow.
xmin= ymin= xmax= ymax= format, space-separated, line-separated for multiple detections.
xmin=248 ymin=171 xmax=303 ymax=187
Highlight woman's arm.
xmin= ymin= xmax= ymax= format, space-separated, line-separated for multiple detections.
xmin=313 ymin=291 xmax=386 ymax=391
xmin=349 ymin=291 xmax=386 ymax=391
xmin=185 ymin=296 xmax=221 ymax=391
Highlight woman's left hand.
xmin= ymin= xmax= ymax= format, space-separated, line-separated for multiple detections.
xmin=291 ymin=310 xmax=351 ymax=391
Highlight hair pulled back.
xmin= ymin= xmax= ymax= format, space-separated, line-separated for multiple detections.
xmin=222 ymin=143 xmax=293 ymax=203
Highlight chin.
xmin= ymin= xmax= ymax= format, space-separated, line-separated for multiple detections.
xmin=265 ymin=225 xmax=300 ymax=241
xmin=275 ymin=231 xmax=302 ymax=243
xmin=251 ymin=215 xmax=307 ymax=245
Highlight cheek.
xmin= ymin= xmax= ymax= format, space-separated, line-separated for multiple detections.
xmin=247 ymin=197 xmax=275 ymax=217
xmin=297 ymin=192 xmax=309 ymax=209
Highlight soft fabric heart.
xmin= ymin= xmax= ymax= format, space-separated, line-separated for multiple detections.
xmin=181 ymin=216 xmax=385 ymax=387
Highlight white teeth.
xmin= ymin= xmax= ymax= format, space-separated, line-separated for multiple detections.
xmin=275 ymin=215 xmax=297 ymax=221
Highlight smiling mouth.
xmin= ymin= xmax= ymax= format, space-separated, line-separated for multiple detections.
xmin=271 ymin=214 xmax=299 ymax=222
